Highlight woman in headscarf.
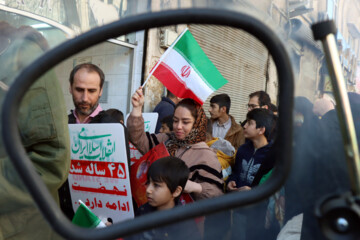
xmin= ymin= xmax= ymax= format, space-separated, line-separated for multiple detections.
xmin=127 ymin=87 xmax=223 ymax=200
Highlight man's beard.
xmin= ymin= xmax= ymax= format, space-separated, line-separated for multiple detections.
xmin=74 ymin=101 xmax=99 ymax=117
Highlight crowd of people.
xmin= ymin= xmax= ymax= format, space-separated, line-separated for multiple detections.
xmin=56 ymin=62 xmax=280 ymax=240
xmin=1 ymin=22 xmax=360 ymax=240
xmin=56 ymin=62 xmax=360 ymax=240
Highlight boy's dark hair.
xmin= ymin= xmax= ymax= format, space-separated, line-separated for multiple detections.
xmin=249 ymin=91 xmax=271 ymax=108
xmin=105 ymin=108 xmax=124 ymax=123
xmin=147 ymin=156 xmax=189 ymax=201
xmin=161 ymin=115 xmax=173 ymax=131
xmin=246 ymin=108 xmax=275 ymax=140
xmin=210 ymin=94 xmax=231 ymax=114
xmin=69 ymin=63 xmax=105 ymax=88
xmin=269 ymin=103 xmax=278 ymax=113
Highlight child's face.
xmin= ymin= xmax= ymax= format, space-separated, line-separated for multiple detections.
xmin=243 ymin=119 xmax=263 ymax=140
xmin=146 ymin=178 xmax=176 ymax=210
xmin=159 ymin=123 xmax=171 ymax=133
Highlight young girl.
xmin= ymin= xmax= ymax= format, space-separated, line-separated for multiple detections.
xmin=128 ymin=87 xmax=223 ymax=201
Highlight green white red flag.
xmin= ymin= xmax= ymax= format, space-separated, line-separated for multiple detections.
xmin=147 ymin=28 xmax=228 ymax=105
xmin=72 ymin=200 xmax=106 ymax=228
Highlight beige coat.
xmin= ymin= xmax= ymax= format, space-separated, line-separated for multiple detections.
xmin=224 ymin=115 xmax=245 ymax=150
xmin=128 ymin=115 xmax=224 ymax=201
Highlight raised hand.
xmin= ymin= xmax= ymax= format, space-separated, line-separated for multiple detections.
xmin=130 ymin=86 xmax=144 ymax=117
xmin=131 ymin=86 xmax=144 ymax=108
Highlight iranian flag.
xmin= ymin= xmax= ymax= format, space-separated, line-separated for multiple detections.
xmin=72 ymin=200 xmax=106 ymax=228
xmin=147 ymin=28 xmax=227 ymax=105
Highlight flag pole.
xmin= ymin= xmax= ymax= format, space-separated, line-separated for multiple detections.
xmin=78 ymin=199 xmax=86 ymax=206
xmin=141 ymin=27 xmax=189 ymax=88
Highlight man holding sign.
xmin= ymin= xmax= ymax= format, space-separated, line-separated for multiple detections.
xmin=59 ymin=63 xmax=121 ymax=220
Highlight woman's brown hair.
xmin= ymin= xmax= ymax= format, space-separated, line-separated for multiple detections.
xmin=175 ymin=98 xmax=199 ymax=121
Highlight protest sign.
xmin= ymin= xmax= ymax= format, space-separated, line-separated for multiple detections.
xmin=125 ymin=112 xmax=158 ymax=133
xmin=68 ymin=124 xmax=134 ymax=223
xmin=126 ymin=112 xmax=159 ymax=165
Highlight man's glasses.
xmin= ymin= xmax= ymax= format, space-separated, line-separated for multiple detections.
xmin=246 ymin=104 xmax=260 ymax=109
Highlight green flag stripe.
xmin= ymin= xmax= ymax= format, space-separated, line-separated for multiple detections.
xmin=174 ymin=47 xmax=215 ymax=91
xmin=174 ymin=31 xmax=227 ymax=90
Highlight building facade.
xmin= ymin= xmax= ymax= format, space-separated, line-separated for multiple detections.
xmin=1 ymin=0 xmax=359 ymax=121
xmin=143 ymin=0 xmax=360 ymax=122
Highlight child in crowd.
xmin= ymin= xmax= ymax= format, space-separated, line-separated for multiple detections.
xmin=227 ymin=108 xmax=274 ymax=191
xmin=105 ymin=108 xmax=124 ymax=124
xmin=226 ymin=108 xmax=275 ymax=240
xmin=128 ymin=156 xmax=201 ymax=240
xmin=159 ymin=115 xmax=173 ymax=133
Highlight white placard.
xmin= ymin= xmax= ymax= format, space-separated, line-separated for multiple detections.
xmin=125 ymin=112 xmax=158 ymax=133
xmin=125 ymin=113 xmax=158 ymax=165
xmin=68 ymin=124 xmax=134 ymax=223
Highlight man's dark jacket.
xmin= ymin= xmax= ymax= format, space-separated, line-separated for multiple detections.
xmin=153 ymin=97 xmax=176 ymax=133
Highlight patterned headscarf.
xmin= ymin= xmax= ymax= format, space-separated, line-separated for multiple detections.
xmin=166 ymin=99 xmax=207 ymax=156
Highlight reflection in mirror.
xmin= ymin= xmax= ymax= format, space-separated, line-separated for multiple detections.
xmin=50 ymin=24 xmax=280 ymax=239
xmin=2 ymin=1 xmax=360 ymax=239
xmin=0 ymin=15 xmax=284 ymax=238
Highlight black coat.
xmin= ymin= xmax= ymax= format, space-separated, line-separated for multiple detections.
xmin=153 ymin=97 xmax=176 ymax=133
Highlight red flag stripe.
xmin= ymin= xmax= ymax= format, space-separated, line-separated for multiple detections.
xmin=153 ymin=62 xmax=204 ymax=105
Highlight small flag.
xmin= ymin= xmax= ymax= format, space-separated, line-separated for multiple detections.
xmin=72 ymin=200 xmax=106 ymax=228
xmin=149 ymin=28 xmax=228 ymax=105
